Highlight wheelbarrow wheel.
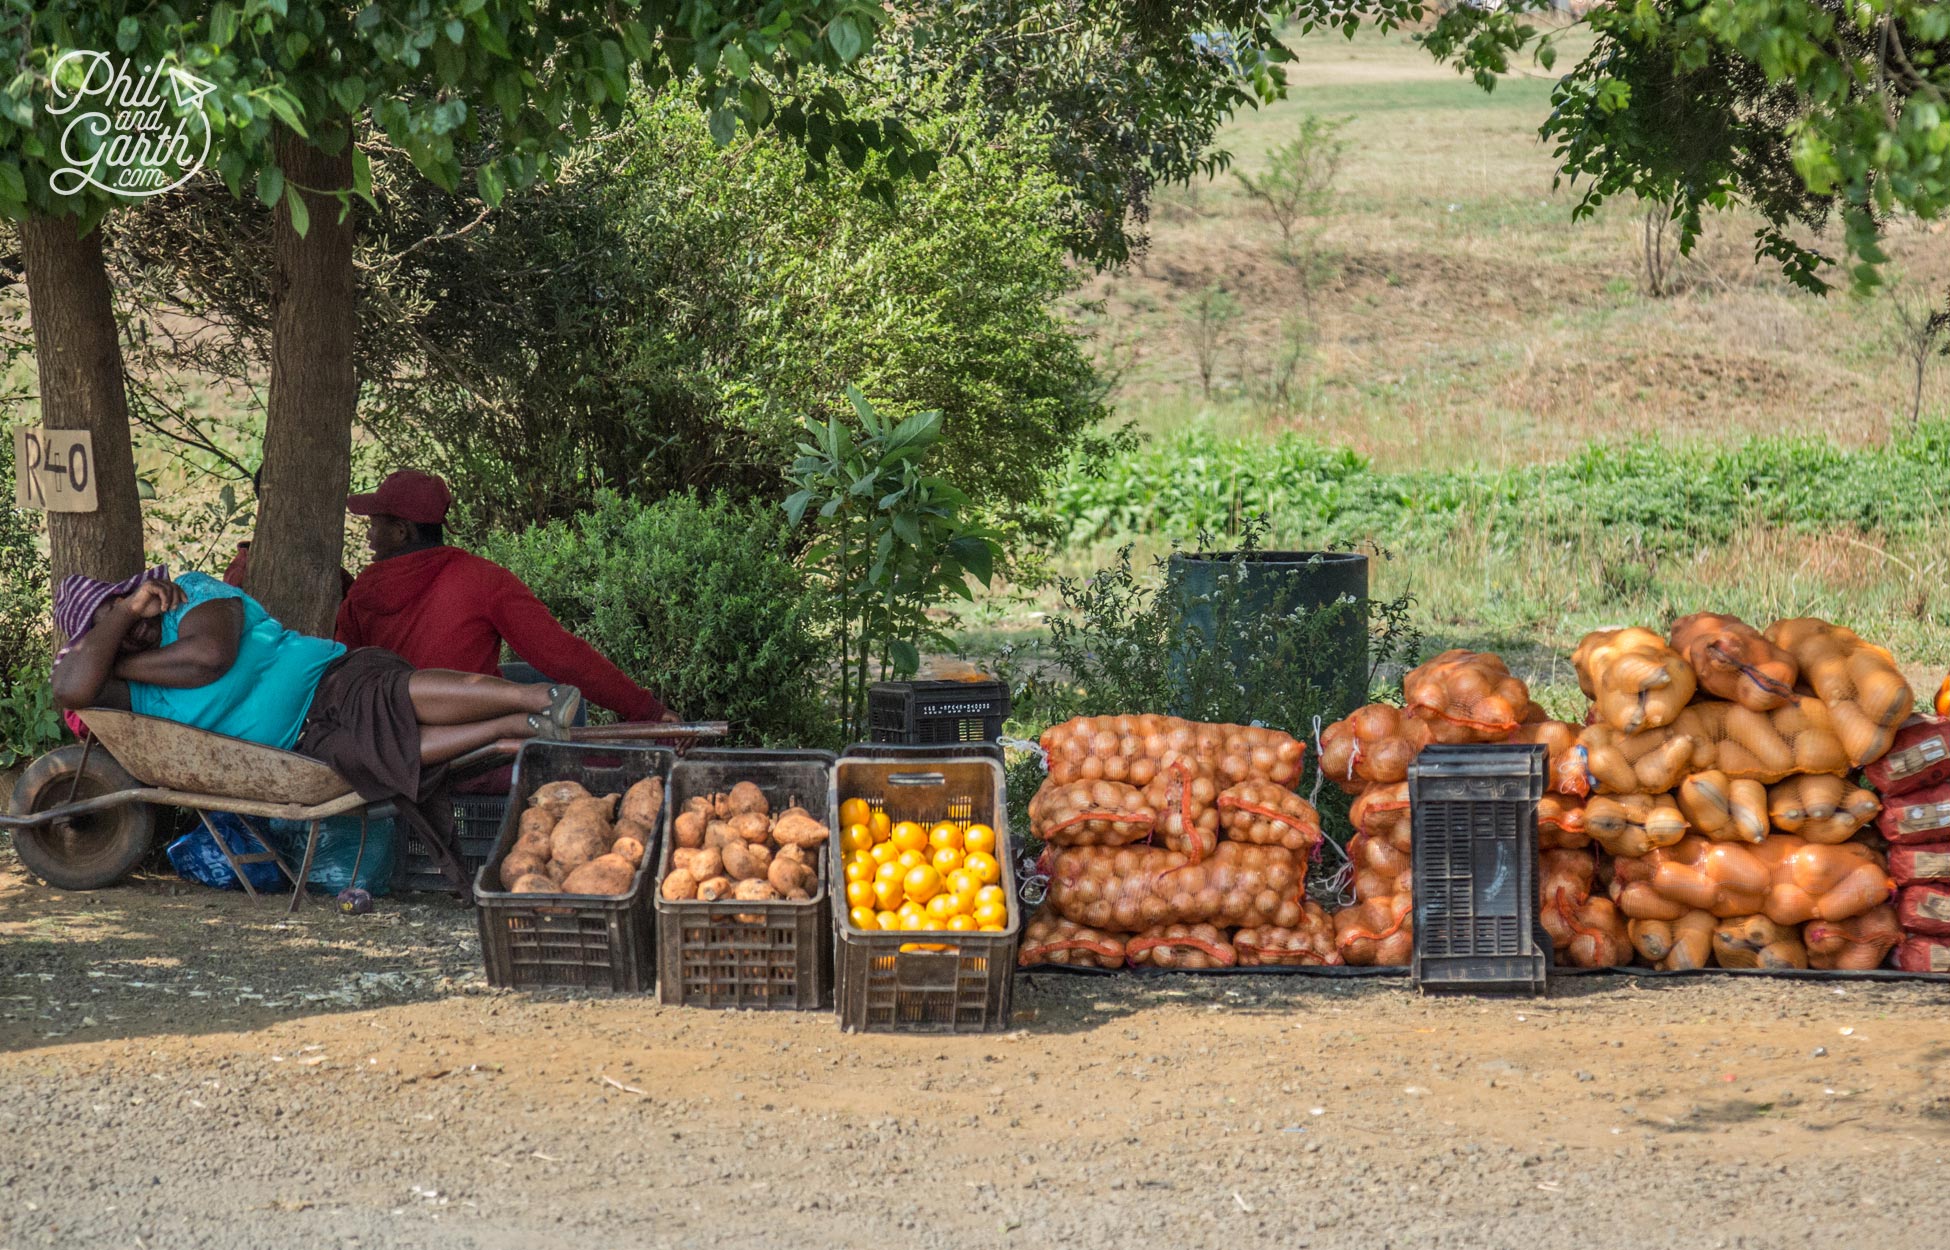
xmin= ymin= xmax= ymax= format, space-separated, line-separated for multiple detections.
xmin=8 ymin=745 xmax=155 ymax=890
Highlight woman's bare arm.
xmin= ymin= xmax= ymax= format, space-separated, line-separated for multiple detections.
xmin=111 ymin=599 xmax=243 ymax=688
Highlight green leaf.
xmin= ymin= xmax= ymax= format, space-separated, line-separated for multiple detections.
xmin=782 ymin=489 xmax=815 ymax=528
xmin=255 ymin=163 xmax=284 ymax=208
xmin=210 ymin=3 xmax=239 ymax=46
xmin=888 ymin=639 xmax=920 ymax=677
xmin=116 ymin=17 xmax=142 ymax=52
xmin=476 ymin=161 xmax=506 ymax=207
xmin=0 ymin=160 xmax=26 ymax=208
xmin=827 ymin=15 xmax=864 ymax=62
xmin=284 ymin=182 xmax=310 ymax=237
xmin=707 ymin=106 xmax=736 ymax=145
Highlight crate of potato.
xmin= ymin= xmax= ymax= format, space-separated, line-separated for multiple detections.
xmin=654 ymin=749 xmax=836 ymax=1010
xmin=474 ymin=742 xmax=673 ymax=992
xmin=829 ymin=747 xmax=1019 ymax=1033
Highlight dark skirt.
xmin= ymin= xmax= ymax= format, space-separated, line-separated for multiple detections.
xmin=296 ymin=648 xmax=463 ymax=892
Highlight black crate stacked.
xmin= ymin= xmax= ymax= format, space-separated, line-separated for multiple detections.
xmin=1409 ymin=743 xmax=1549 ymax=996
xmin=867 ymin=680 xmax=1010 ymax=746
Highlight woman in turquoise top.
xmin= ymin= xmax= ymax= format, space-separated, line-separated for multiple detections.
xmin=50 ymin=567 xmax=583 ymax=885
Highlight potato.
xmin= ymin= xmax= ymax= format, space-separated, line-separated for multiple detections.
xmin=696 ymin=875 xmax=733 ymax=901
xmin=620 ymin=776 xmax=664 ymax=828
xmin=551 ymin=808 xmax=612 ymax=874
xmin=561 ymin=793 xmax=620 ymax=830
xmin=768 ymin=844 xmax=817 ymax=895
xmin=545 ymin=857 xmax=571 ymax=884
xmin=733 ymin=879 xmax=780 ymax=901
xmin=562 ymin=853 xmax=635 ymax=897
xmin=613 ymin=816 xmax=653 ymax=850
xmin=673 ymin=810 xmax=707 ymax=848
xmin=683 ymin=795 xmax=713 ymax=819
xmin=786 ymin=887 xmax=811 ymax=901
xmin=511 ymin=872 xmax=558 ymax=893
xmin=661 ymin=868 xmax=699 ymax=900
xmin=770 ymin=808 xmax=829 ymax=849
xmin=500 ymin=850 xmax=548 ymax=890
xmin=686 ymin=846 xmax=723 ymax=881
xmin=518 ymin=807 xmax=558 ymax=842
xmin=724 ymin=781 xmax=770 ymax=818
xmin=721 ymin=839 xmax=773 ymax=881
xmin=513 ymin=829 xmax=554 ymax=861
xmin=612 ymin=836 xmax=645 ymax=867
xmin=730 ymin=812 xmax=771 ymax=843
xmin=528 ymin=779 xmax=592 ymax=815
xmin=703 ymin=820 xmax=734 ymax=851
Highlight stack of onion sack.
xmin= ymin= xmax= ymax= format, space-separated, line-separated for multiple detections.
xmin=1573 ymin=615 xmax=1912 ymax=972
xmin=1321 ymin=651 xmax=1541 ymax=967
xmin=1864 ymin=715 xmax=1950 ymax=972
xmin=1023 ymin=715 xmax=1337 ymax=969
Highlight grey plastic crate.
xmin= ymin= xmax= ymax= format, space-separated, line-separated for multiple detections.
xmin=1409 ymin=743 xmax=1549 ymax=996
xmin=867 ymin=680 xmax=1010 ymax=745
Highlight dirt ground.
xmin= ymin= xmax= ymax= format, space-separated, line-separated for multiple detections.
xmin=2 ymin=850 xmax=1947 ymax=1250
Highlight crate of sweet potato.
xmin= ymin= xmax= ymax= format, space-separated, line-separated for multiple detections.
xmin=654 ymin=749 xmax=836 ymax=1010
xmin=474 ymin=742 xmax=673 ymax=993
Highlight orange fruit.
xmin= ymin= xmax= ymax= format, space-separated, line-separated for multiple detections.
xmin=869 ymin=810 xmax=892 ymax=843
xmin=928 ymin=822 xmax=964 ymax=853
xmin=963 ymin=823 xmax=996 ymax=855
xmin=844 ymin=856 xmax=875 ymax=885
xmin=849 ymin=906 xmax=880 ymax=930
xmin=839 ymin=798 xmax=873 ymax=829
xmin=897 ymin=849 xmax=926 ymax=873
xmin=874 ymin=859 xmax=905 ymax=887
xmin=898 ymin=906 xmax=929 ymax=932
xmin=876 ymin=909 xmax=900 ymax=930
xmin=869 ymin=841 xmax=899 ymax=867
xmin=975 ymin=884 xmax=1006 ymax=908
xmin=927 ymin=894 xmax=958 ymax=921
xmin=947 ymin=914 xmax=978 ymax=932
xmin=840 ymin=824 xmax=874 ymax=855
xmin=952 ymin=887 xmax=981 ymax=916
xmin=930 ymin=846 xmax=965 ymax=878
xmin=978 ymin=923 xmax=1005 ymax=932
xmin=873 ymin=878 xmax=904 ymax=911
xmin=972 ymin=899 xmax=1007 ymax=928
xmin=946 ymin=869 xmax=978 ymax=897
xmin=964 ymin=851 xmax=1000 ymax=885
xmin=891 ymin=821 xmax=928 ymax=853
xmin=903 ymin=864 xmax=943 ymax=903
xmin=846 ymin=880 xmax=875 ymax=909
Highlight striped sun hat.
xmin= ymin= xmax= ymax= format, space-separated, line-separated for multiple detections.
xmin=53 ymin=565 xmax=170 ymax=644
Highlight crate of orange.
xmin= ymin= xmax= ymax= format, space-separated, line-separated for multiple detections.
xmin=829 ymin=745 xmax=1020 ymax=1032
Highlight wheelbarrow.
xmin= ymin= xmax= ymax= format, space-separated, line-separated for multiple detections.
xmin=1 ymin=708 xmax=727 ymax=908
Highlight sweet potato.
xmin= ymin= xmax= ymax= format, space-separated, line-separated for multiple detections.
xmin=518 ymin=806 xmax=558 ymax=842
xmin=673 ymin=810 xmax=707 ymax=848
xmin=721 ymin=839 xmax=773 ymax=881
xmin=703 ymin=820 xmax=735 ymax=851
xmin=561 ymin=793 xmax=619 ymax=829
xmin=550 ymin=808 xmax=613 ymax=874
xmin=620 ymin=776 xmax=664 ymax=828
xmin=683 ymin=795 xmax=713 ymax=819
xmin=684 ymin=846 xmax=724 ymax=881
xmin=661 ymin=868 xmax=699 ymax=900
xmin=499 ymin=850 xmax=548 ymax=890
xmin=511 ymin=872 xmax=558 ymax=893
xmin=562 ymin=853 xmax=635 ymax=897
xmin=611 ymin=836 xmax=645 ymax=867
xmin=612 ymin=816 xmax=653 ymax=851
xmin=770 ymin=807 xmax=830 ymax=849
xmin=729 ymin=812 xmax=771 ymax=843
xmin=724 ymin=781 xmax=770 ymax=818
xmin=528 ymin=779 xmax=591 ymax=816
xmin=733 ymin=878 xmax=780 ymax=902
xmin=768 ymin=844 xmax=817 ymax=895
xmin=696 ymin=875 xmax=733 ymax=901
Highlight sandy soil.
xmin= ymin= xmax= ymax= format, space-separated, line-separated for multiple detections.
xmin=2 ymin=854 xmax=1947 ymax=1250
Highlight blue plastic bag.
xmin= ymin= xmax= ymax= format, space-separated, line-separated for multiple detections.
xmin=166 ymin=813 xmax=289 ymax=893
xmin=266 ymin=812 xmax=396 ymax=896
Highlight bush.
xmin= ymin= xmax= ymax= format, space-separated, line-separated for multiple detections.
xmin=480 ymin=492 xmax=833 ymax=748
xmin=1 ymin=440 xmax=61 ymax=768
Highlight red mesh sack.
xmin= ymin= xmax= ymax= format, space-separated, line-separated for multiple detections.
xmin=1571 ymin=627 xmax=1697 ymax=733
xmin=1041 ymin=715 xmax=1166 ymax=787
xmin=1319 ymin=705 xmax=1429 ymax=793
xmin=1675 ymin=771 xmax=1768 ymax=844
xmin=1804 ymin=904 xmax=1900 ymax=970
xmin=1540 ymin=847 xmax=1595 ymax=907
xmin=1876 ymin=782 xmax=1950 ymax=846
xmin=1765 ymin=775 xmax=1879 ymax=845
xmin=1896 ymin=884 xmax=1950 ymax=937
xmin=1575 ymin=697 xmax=1847 ymax=794
xmin=1583 ymin=793 xmax=1688 ymax=857
xmin=1045 ymin=842 xmax=1305 ymax=932
xmin=1141 ymin=762 xmax=1220 ymax=860
xmin=1349 ymin=782 xmax=1410 ymax=850
xmin=1670 ymin=613 xmax=1797 ymax=712
xmin=1348 ymin=828 xmax=1412 ymax=902
xmin=1126 ymin=923 xmax=1237 ymax=969
xmin=1234 ymin=902 xmax=1341 ymax=966
xmin=1404 ymin=649 xmax=1532 ymax=742
xmin=1753 ymin=837 xmax=1892 ymax=926
xmin=1536 ymin=793 xmax=1590 ymax=850
xmin=1710 ymin=915 xmax=1808 ymax=969
xmin=1215 ymin=779 xmax=1321 ymax=857
xmin=1549 ymin=894 xmax=1632 ymax=968
xmin=1611 ymin=836 xmax=1767 ymax=919
xmin=1764 ymin=618 xmax=1913 ymax=763
xmin=1016 ymin=907 xmax=1126 ymax=969
xmin=1894 ymin=934 xmax=1950 ymax=973
xmin=1028 ymin=779 xmax=1156 ymax=848
xmin=1334 ymin=893 xmax=1412 ymax=966
xmin=1861 ymin=716 xmax=1950 ymax=798
xmin=1628 ymin=910 xmax=1715 ymax=970
xmin=1887 ymin=843 xmax=1950 ymax=885
xmin=1505 ymin=719 xmax=1583 ymax=795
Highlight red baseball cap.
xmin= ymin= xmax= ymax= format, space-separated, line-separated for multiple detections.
xmin=346 ymin=470 xmax=452 ymax=525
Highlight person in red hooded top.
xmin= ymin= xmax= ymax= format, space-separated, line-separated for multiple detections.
xmin=334 ymin=470 xmax=674 ymax=722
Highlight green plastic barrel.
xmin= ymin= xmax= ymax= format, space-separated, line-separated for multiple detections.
xmin=1165 ymin=550 xmax=1370 ymax=722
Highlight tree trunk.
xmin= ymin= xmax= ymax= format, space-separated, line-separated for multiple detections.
xmin=19 ymin=215 xmax=146 ymax=614
xmin=248 ymin=129 xmax=357 ymax=637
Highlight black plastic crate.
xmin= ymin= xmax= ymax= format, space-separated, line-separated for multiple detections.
xmin=654 ymin=749 xmax=835 ymax=1010
xmin=394 ymin=792 xmax=506 ymax=894
xmin=867 ymin=680 xmax=1010 ymax=746
xmin=829 ymin=747 xmax=1019 ymax=1032
xmin=473 ymin=742 xmax=672 ymax=993
xmin=1409 ymin=743 xmax=1549 ymax=997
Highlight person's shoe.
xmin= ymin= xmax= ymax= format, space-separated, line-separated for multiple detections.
xmin=546 ymin=684 xmax=583 ymax=728
xmin=524 ymin=713 xmax=569 ymax=741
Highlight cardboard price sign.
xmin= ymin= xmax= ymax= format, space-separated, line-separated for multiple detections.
xmin=12 ymin=427 xmax=98 ymax=513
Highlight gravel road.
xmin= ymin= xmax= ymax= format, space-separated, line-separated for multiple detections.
xmin=2 ymin=854 xmax=1946 ymax=1250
